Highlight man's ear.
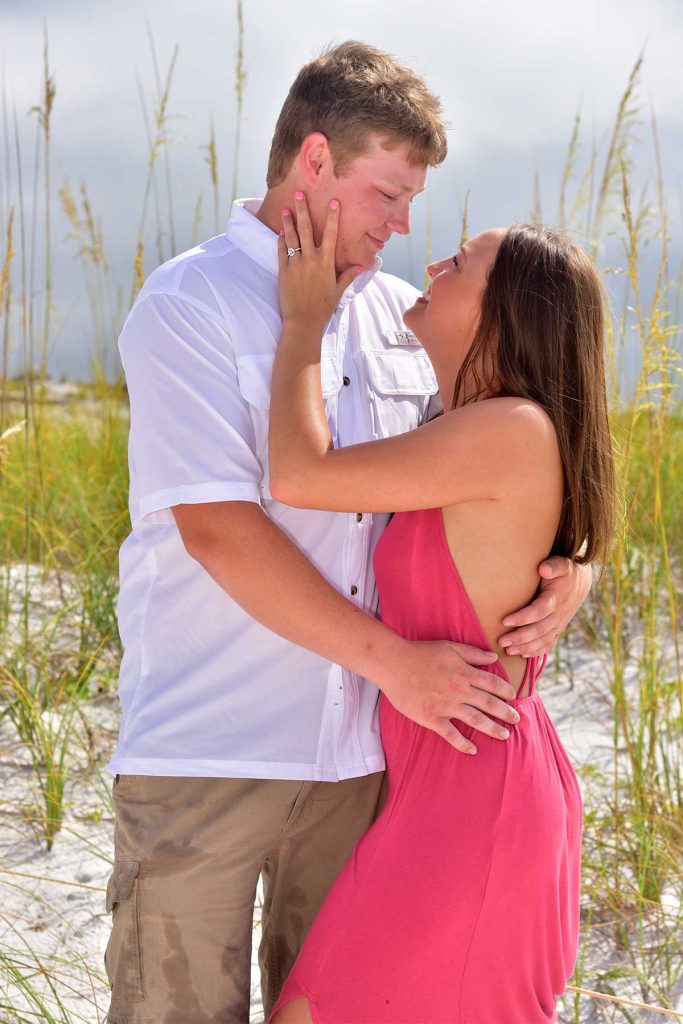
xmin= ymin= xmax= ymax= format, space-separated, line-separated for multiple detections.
xmin=298 ymin=132 xmax=332 ymax=188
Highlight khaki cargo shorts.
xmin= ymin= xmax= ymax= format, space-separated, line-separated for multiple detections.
xmin=105 ymin=770 xmax=388 ymax=1024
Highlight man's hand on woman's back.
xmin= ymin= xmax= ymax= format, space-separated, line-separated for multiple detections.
xmin=498 ymin=558 xmax=592 ymax=657
xmin=375 ymin=641 xmax=520 ymax=757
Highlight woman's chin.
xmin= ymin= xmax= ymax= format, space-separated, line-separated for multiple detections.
xmin=402 ymin=303 xmax=419 ymax=328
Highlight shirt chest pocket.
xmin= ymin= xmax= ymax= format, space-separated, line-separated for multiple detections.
xmin=236 ymin=353 xmax=344 ymax=497
xmin=362 ymin=348 xmax=438 ymax=439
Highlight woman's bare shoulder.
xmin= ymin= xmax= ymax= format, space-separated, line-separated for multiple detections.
xmin=443 ymin=395 xmax=558 ymax=446
xmin=435 ymin=397 xmax=562 ymax=496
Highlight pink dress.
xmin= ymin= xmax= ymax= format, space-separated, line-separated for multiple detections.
xmin=269 ymin=507 xmax=582 ymax=1023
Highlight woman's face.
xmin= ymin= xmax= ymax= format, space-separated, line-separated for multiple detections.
xmin=404 ymin=228 xmax=505 ymax=394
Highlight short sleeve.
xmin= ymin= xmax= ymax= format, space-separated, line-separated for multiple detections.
xmin=119 ymin=291 xmax=263 ymax=525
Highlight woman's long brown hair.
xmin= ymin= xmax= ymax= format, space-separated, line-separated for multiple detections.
xmin=451 ymin=223 xmax=617 ymax=566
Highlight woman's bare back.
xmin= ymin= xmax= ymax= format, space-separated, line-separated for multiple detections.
xmin=441 ymin=401 xmax=565 ymax=693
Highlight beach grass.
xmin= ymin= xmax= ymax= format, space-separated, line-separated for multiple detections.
xmin=0 ymin=21 xmax=681 ymax=1023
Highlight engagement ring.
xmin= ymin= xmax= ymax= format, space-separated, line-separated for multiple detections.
xmin=287 ymin=247 xmax=302 ymax=257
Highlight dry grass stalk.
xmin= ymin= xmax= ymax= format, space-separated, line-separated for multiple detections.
xmin=130 ymin=44 xmax=179 ymax=304
xmin=146 ymin=20 xmax=177 ymax=256
xmin=231 ymin=0 xmax=246 ymax=204
xmin=0 ymin=206 xmax=15 ymax=430
xmin=459 ymin=190 xmax=470 ymax=250
xmin=203 ymin=116 xmax=220 ymax=233
xmin=558 ymin=106 xmax=581 ymax=230
xmin=191 ymin=188 xmax=204 ymax=246
xmin=589 ymin=51 xmax=644 ymax=255
xmin=27 ymin=26 xmax=56 ymax=401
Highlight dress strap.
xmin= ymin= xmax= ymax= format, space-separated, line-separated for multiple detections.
xmin=527 ymin=653 xmax=548 ymax=696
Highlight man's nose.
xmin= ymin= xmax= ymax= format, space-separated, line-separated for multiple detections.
xmin=386 ymin=205 xmax=411 ymax=236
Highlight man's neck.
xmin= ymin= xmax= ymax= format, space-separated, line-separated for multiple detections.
xmin=254 ymin=188 xmax=294 ymax=236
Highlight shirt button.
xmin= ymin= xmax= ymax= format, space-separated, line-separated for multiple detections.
xmin=343 ymin=376 xmax=351 ymax=386
xmin=356 ymin=512 xmax=363 ymax=522
xmin=350 ymin=585 xmax=358 ymax=596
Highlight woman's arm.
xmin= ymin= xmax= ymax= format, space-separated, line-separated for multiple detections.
xmin=269 ymin=197 xmax=554 ymax=513
xmin=270 ymin=192 xmax=592 ymax=655
xmin=270 ymin=365 xmax=551 ymax=512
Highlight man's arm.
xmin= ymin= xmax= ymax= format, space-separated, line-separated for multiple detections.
xmin=172 ymin=500 xmax=522 ymax=755
xmin=499 ymin=558 xmax=593 ymax=656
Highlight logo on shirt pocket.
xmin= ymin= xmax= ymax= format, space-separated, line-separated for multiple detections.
xmin=384 ymin=328 xmax=421 ymax=347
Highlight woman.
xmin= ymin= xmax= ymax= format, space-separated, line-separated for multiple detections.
xmin=266 ymin=196 xmax=616 ymax=1023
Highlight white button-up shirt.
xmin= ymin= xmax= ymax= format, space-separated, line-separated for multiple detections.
xmin=108 ymin=198 xmax=438 ymax=780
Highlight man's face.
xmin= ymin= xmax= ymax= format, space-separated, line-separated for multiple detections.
xmin=306 ymin=133 xmax=427 ymax=272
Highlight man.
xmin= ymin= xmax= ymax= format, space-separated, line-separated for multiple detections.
xmin=105 ymin=40 xmax=591 ymax=1024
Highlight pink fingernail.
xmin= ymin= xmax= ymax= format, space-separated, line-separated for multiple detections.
xmin=330 ymin=199 xmax=339 ymax=210
xmin=295 ymin=191 xmax=304 ymax=201
xmin=507 ymin=648 xmax=519 ymax=656
xmin=282 ymin=209 xmax=291 ymax=217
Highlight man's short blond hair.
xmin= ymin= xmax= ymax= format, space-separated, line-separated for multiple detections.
xmin=266 ymin=40 xmax=448 ymax=188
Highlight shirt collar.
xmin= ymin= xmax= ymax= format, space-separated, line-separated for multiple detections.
xmin=226 ymin=197 xmax=383 ymax=306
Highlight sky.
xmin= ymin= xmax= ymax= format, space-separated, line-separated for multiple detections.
xmin=1 ymin=0 xmax=682 ymax=381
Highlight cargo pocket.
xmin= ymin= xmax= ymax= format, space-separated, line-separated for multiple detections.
xmin=363 ymin=348 xmax=438 ymax=438
xmin=104 ymin=860 xmax=144 ymax=1001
